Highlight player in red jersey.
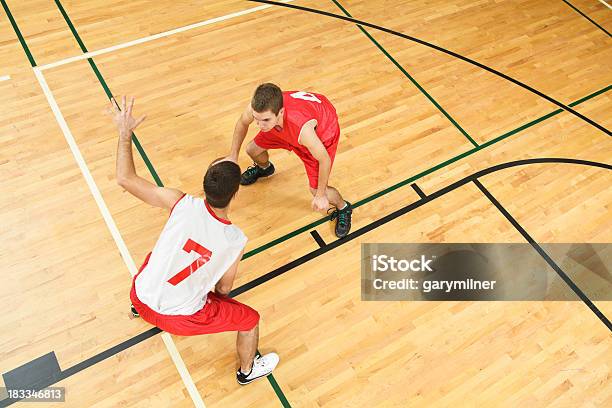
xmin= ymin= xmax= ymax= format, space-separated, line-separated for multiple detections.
xmin=228 ymin=83 xmax=352 ymax=238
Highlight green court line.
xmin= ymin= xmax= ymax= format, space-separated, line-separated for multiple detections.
xmin=1 ymin=0 xmax=37 ymax=67
xmin=330 ymin=0 xmax=479 ymax=148
xmin=53 ymin=0 xmax=163 ymax=187
xmin=243 ymin=83 xmax=610 ymax=259
xmin=267 ymin=374 xmax=292 ymax=407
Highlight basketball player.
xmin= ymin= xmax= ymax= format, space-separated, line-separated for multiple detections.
xmin=228 ymin=83 xmax=353 ymax=238
xmin=110 ymin=96 xmax=279 ymax=385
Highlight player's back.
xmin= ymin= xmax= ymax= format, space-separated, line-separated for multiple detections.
xmin=135 ymin=194 xmax=247 ymax=315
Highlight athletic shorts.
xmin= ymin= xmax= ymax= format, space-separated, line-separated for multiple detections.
xmin=254 ymin=128 xmax=340 ymax=189
xmin=130 ymin=253 xmax=260 ymax=336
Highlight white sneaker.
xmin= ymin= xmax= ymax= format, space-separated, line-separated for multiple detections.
xmin=236 ymin=353 xmax=280 ymax=385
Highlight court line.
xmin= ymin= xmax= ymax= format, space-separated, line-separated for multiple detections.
xmin=330 ymin=0 xmax=478 ymax=147
xmin=250 ymin=0 xmax=611 ymax=137
xmin=31 ymin=67 xmax=206 ymax=408
xmin=410 ymin=183 xmax=427 ymax=200
xmin=38 ymin=0 xmax=295 ymax=71
xmin=309 ymin=230 xmax=327 ymax=248
xmin=561 ymin=0 xmax=611 ymax=37
xmin=0 ymin=75 xmax=10 ymax=82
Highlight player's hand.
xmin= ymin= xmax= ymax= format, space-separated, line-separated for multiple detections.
xmin=312 ymin=194 xmax=329 ymax=212
xmin=107 ymin=96 xmax=147 ymax=138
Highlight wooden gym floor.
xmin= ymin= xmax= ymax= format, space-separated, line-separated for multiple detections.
xmin=0 ymin=0 xmax=610 ymax=406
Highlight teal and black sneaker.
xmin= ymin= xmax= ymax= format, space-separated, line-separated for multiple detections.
xmin=329 ymin=201 xmax=352 ymax=238
xmin=240 ymin=162 xmax=275 ymax=185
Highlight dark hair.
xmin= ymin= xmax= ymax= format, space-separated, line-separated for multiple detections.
xmin=203 ymin=159 xmax=241 ymax=208
xmin=251 ymin=83 xmax=283 ymax=115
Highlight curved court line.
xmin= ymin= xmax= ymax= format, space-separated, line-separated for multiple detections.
xmin=561 ymin=0 xmax=612 ymax=37
xmin=12 ymin=157 xmax=605 ymax=402
xmin=248 ymin=0 xmax=611 ymax=137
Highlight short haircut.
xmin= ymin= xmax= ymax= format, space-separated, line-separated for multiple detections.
xmin=251 ymin=83 xmax=283 ymax=115
xmin=203 ymin=159 xmax=241 ymax=208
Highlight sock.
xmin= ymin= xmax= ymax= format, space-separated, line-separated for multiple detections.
xmin=239 ymin=366 xmax=252 ymax=377
xmin=339 ymin=202 xmax=348 ymax=211
xmin=259 ymin=162 xmax=270 ymax=169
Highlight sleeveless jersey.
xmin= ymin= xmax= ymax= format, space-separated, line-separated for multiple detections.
xmin=134 ymin=194 xmax=247 ymax=315
xmin=263 ymin=91 xmax=339 ymax=152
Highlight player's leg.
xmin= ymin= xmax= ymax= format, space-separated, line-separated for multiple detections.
xmin=237 ymin=323 xmax=258 ymax=373
xmin=241 ymin=139 xmax=276 ymax=185
xmin=303 ymin=131 xmax=352 ymax=238
xmin=309 ymin=185 xmax=353 ymax=238
xmin=245 ymin=140 xmax=270 ymax=167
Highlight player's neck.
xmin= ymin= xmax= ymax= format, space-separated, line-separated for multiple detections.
xmin=209 ymin=204 xmax=229 ymax=220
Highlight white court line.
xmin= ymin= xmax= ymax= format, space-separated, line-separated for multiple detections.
xmin=38 ymin=0 xmax=294 ymax=71
xmin=596 ymin=0 xmax=611 ymax=10
xmin=33 ymin=67 xmax=206 ymax=408
xmin=0 ymin=75 xmax=10 ymax=81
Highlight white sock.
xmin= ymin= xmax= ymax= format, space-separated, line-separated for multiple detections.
xmin=339 ymin=202 xmax=348 ymax=210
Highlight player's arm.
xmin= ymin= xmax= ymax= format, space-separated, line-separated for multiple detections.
xmin=228 ymin=104 xmax=255 ymax=161
xmin=299 ymin=120 xmax=331 ymax=197
xmin=215 ymin=248 xmax=245 ymax=296
xmin=111 ymin=96 xmax=184 ymax=210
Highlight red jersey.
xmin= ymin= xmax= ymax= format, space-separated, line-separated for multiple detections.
xmin=261 ymin=91 xmax=340 ymax=154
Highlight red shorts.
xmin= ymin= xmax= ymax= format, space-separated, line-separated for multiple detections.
xmin=130 ymin=253 xmax=260 ymax=336
xmin=254 ymin=128 xmax=340 ymax=189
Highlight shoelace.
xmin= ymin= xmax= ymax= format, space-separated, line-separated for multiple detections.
xmin=328 ymin=207 xmax=350 ymax=228
xmin=244 ymin=163 xmax=261 ymax=177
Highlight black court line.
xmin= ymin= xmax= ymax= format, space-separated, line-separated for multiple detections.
xmin=2 ymin=158 xmax=610 ymax=405
xmin=473 ymin=179 xmax=612 ymax=331
xmin=411 ymin=183 xmax=427 ymax=199
xmin=249 ymin=0 xmax=611 ymax=137
xmin=310 ymin=230 xmax=327 ymax=247
xmin=561 ymin=0 xmax=612 ymax=38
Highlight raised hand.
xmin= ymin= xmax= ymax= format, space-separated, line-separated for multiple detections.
xmin=108 ymin=95 xmax=147 ymax=138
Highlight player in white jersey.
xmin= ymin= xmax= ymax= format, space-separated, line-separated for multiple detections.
xmin=109 ymin=96 xmax=279 ymax=385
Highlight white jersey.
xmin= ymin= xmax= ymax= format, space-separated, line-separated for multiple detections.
xmin=135 ymin=194 xmax=247 ymax=315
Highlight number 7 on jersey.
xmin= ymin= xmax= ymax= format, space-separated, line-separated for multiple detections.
xmin=167 ymin=239 xmax=212 ymax=286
